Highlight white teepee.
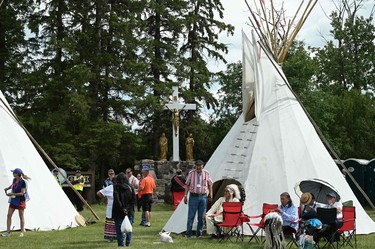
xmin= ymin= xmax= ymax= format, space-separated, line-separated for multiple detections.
xmin=163 ymin=31 xmax=375 ymax=235
xmin=0 ymin=91 xmax=79 ymax=231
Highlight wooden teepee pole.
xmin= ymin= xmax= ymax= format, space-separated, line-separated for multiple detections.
xmin=0 ymin=98 xmax=100 ymax=220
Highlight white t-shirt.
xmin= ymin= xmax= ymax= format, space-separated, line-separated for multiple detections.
xmin=99 ymin=185 xmax=114 ymax=218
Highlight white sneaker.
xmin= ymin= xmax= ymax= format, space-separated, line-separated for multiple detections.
xmin=2 ymin=232 xmax=11 ymax=237
xmin=19 ymin=232 xmax=24 ymax=237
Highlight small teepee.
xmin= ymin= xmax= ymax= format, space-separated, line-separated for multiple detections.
xmin=0 ymin=91 xmax=79 ymax=231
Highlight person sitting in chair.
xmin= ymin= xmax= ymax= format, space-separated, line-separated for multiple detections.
xmin=314 ymin=192 xmax=343 ymax=243
xmin=277 ymin=192 xmax=299 ymax=235
xmin=300 ymin=192 xmax=320 ymax=221
xmin=205 ymin=184 xmax=241 ymax=238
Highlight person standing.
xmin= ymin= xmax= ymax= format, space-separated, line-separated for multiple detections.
xmin=112 ymin=172 xmax=135 ymax=247
xmin=138 ymin=165 xmax=156 ymax=227
xmin=103 ymin=169 xmax=115 ymax=188
xmin=72 ymin=170 xmax=85 ymax=212
xmin=185 ymin=133 xmax=195 ymax=161
xmin=184 ymin=160 xmax=213 ymax=238
xmin=126 ymin=168 xmax=139 ymax=225
xmin=97 ymin=178 xmax=116 ymax=243
xmin=53 ymin=169 xmax=62 ymax=187
xmin=2 ymin=168 xmax=31 ymax=237
xmin=170 ymin=169 xmax=186 ymax=210
xmin=159 ymin=133 xmax=168 ymax=161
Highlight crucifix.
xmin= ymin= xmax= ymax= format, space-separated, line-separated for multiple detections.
xmin=164 ymin=86 xmax=196 ymax=161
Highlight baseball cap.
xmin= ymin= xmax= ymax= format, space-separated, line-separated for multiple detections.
xmin=327 ymin=192 xmax=337 ymax=198
xmin=11 ymin=168 xmax=23 ymax=175
xmin=75 ymin=170 xmax=81 ymax=173
xmin=108 ymin=169 xmax=115 ymax=174
xmin=142 ymin=165 xmax=150 ymax=171
xmin=195 ymin=160 xmax=204 ymax=165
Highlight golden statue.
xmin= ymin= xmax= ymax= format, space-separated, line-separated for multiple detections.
xmin=185 ymin=133 xmax=194 ymax=161
xmin=159 ymin=133 xmax=168 ymax=161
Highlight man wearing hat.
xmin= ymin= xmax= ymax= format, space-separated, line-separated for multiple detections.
xmin=72 ymin=170 xmax=86 ymax=212
xmin=300 ymin=192 xmax=320 ymax=220
xmin=183 ymin=160 xmax=213 ymax=238
xmin=170 ymin=169 xmax=186 ymax=210
xmin=138 ymin=165 xmax=156 ymax=227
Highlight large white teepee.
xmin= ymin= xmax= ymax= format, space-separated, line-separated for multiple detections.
xmin=0 ymin=91 xmax=79 ymax=231
xmin=163 ymin=32 xmax=375 ymax=235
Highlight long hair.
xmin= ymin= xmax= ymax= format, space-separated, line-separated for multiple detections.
xmin=116 ymin=172 xmax=129 ymax=186
xmin=264 ymin=212 xmax=285 ymax=249
xmin=280 ymin=192 xmax=292 ymax=208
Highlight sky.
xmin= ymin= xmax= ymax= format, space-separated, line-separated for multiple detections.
xmin=210 ymin=0 xmax=373 ymax=71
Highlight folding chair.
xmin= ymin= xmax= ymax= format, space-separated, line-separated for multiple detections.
xmin=315 ymin=207 xmax=339 ymax=249
xmin=216 ymin=202 xmax=246 ymax=242
xmin=247 ymin=203 xmax=278 ymax=244
xmin=285 ymin=209 xmax=302 ymax=248
xmin=337 ymin=206 xmax=356 ymax=248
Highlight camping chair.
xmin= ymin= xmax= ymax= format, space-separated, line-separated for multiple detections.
xmin=247 ymin=203 xmax=278 ymax=244
xmin=285 ymin=209 xmax=302 ymax=248
xmin=216 ymin=202 xmax=247 ymax=242
xmin=337 ymin=206 xmax=356 ymax=248
xmin=315 ymin=207 xmax=340 ymax=249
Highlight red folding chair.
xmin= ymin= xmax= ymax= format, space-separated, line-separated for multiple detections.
xmin=216 ymin=202 xmax=246 ymax=242
xmin=247 ymin=203 xmax=278 ymax=244
xmin=337 ymin=206 xmax=356 ymax=248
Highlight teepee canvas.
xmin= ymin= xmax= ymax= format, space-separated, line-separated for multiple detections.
xmin=0 ymin=91 xmax=79 ymax=231
xmin=163 ymin=31 xmax=375 ymax=235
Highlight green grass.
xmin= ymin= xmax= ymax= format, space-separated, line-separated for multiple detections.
xmin=1 ymin=204 xmax=375 ymax=248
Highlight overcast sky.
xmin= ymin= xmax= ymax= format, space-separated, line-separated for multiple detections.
xmin=209 ymin=0 xmax=373 ymax=71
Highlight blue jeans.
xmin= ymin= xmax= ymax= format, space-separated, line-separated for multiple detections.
xmin=114 ymin=217 xmax=132 ymax=246
xmin=186 ymin=194 xmax=207 ymax=237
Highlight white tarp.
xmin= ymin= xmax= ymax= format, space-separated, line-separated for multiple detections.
xmin=163 ymin=31 xmax=375 ymax=235
xmin=0 ymin=91 xmax=79 ymax=231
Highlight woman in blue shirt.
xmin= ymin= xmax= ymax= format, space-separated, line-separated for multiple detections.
xmin=278 ymin=192 xmax=299 ymax=234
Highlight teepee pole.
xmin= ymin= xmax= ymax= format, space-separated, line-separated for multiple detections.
xmin=256 ymin=41 xmax=375 ymax=210
xmin=0 ymin=98 xmax=101 ymax=220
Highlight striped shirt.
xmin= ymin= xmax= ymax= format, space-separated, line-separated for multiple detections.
xmin=186 ymin=169 xmax=212 ymax=194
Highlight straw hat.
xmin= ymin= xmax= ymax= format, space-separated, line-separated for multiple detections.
xmin=300 ymin=192 xmax=313 ymax=205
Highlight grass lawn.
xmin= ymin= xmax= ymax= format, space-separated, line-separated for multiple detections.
xmin=1 ymin=203 xmax=375 ymax=249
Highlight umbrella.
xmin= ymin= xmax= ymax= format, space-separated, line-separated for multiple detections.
xmin=294 ymin=178 xmax=341 ymax=204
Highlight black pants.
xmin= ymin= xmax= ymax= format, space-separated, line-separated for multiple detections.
xmin=74 ymin=190 xmax=84 ymax=212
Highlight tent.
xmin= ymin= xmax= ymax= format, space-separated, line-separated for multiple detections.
xmin=0 ymin=91 xmax=79 ymax=231
xmin=163 ymin=32 xmax=375 ymax=235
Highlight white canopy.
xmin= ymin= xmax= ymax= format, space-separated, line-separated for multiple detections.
xmin=163 ymin=31 xmax=375 ymax=235
xmin=0 ymin=91 xmax=79 ymax=231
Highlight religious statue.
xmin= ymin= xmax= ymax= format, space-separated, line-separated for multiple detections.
xmin=159 ymin=133 xmax=168 ymax=161
xmin=185 ymin=133 xmax=194 ymax=161
xmin=173 ymin=109 xmax=179 ymax=136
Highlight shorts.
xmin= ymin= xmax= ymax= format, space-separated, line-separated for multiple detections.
xmin=10 ymin=201 xmax=26 ymax=210
xmin=141 ymin=194 xmax=153 ymax=212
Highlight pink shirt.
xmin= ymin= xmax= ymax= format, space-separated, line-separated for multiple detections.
xmin=186 ymin=169 xmax=212 ymax=194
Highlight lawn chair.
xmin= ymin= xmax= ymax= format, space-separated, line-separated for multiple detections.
xmin=337 ymin=206 xmax=356 ymax=248
xmin=216 ymin=202 xmax=247 ymax=242
xmin=247 ymin=203 xmax=278 ymax=244
xmin=315 ymin=207 xmax=340 ymax=249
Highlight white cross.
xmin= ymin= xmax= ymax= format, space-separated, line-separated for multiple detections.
xmin=164 ymin=86 xmax=196 ymax=161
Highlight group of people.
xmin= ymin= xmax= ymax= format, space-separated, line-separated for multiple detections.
xmin=2 ymin=162 xmax=345 ymax=247
xmin=96 ymin=165 xmax=156 ymax=247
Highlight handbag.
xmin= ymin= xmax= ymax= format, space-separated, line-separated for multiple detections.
xmin=121 ymin=216 xmax=132 ymax=233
